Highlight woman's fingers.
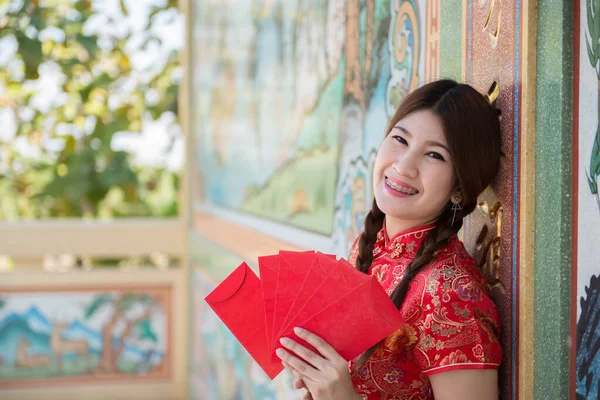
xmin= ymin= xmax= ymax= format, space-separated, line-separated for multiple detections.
xmin=278 ymin=352 xmax=318 ymax=381
xmin=301 ymin=389 xmax=314 ymax=400
xmin=293 ymin=327 xmax=343 ymax=363
xmin=280 ymin=337 xmax=324 ymax=370
xmin=294 ymin=377 xmax=306 ymax=389
xmin=294 ymin=380 xmax=314 ymax=400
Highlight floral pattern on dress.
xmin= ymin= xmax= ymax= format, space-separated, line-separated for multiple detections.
xmin=347 ymin=223 xmax=502 ymax=399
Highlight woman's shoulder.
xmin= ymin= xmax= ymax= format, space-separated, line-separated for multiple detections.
xmin=408 ymin=238 xmax=503 ymax=373
xmin=402 ymin=236 xmax=496 ymax=321
xmin=423 ymin=236 xmax=488 ymax=288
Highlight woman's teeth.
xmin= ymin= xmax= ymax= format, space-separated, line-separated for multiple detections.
xmin=385 ymin=178 xmax=418 ymax=195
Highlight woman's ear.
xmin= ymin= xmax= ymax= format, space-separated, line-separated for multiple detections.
xmin=450 ymin=189 xmax=463 ymax=205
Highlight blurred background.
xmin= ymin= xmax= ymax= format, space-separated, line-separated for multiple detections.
xmin=0 ymin=0 xmax=183 ymax=270
xmin=0 ymin=1 xmax=598 ymax=400
xmin=0 ymin=0 xmax=183 ymax=222
xmin=0 ymin=1 xmax=188 ymax=399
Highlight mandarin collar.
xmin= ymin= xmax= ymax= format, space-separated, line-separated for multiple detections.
xmin=374 ymin=221 xmax=436 ymax=259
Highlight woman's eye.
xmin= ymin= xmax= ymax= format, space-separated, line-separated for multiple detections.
xmin=427 ymin=152 xmax=445 ymax=161
xmin=392 ymin=135 xmax=407 ymax=145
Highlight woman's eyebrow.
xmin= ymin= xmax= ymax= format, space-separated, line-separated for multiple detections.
xmin=393 ymin=126 xmax=412 ymax=136
xmin=393 ymin=126 xmax=450 ymax=153
xmin=425 ymin=140 xmax=450 ymax=153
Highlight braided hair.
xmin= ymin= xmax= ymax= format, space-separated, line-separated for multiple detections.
xmin=353 ymin=79 xmax=501 ymax=371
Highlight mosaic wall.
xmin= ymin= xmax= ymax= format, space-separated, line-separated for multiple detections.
xmin=190 ymin=0 xmax=524 ymax=398
xmin=576 ymin=1 xmax=600 ymax=398
xmin=0 ymin=286 xmax=171 ymax=388
xmin=462 ymin=2 xmax=521 ymax=398
xmin=190 ymin=269 xmax=278 ymax=399
xmin=192 ymin=0 xmax=428 ymax=239
xmin=188 ymin=236 xmax=299 ymax=399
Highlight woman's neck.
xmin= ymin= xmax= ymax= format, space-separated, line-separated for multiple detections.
xmin=384 ymin=216 xmax=435 ymax=238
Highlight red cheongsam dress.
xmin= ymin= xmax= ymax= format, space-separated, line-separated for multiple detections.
xmin=347 ymin=223 xmax=502 ymax=400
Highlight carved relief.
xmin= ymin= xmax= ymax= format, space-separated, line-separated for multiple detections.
xmin=475 ymin=200 xmax=506 ymax=294
xmin=479 ymin=0 xmax=502 ymax=48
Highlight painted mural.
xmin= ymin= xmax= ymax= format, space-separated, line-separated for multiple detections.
xmin=194 ymin=0 xmax=345 ymax=235
xmin=0 ymin=286 xmax=170 ymax=388
xmin=576 ymin=1 xmax=600 ymax=398
xmin=193 ymin=0 xmax=427 ymax=237
xmin=191 ymin=1 xmax=434 ymax=397
xmin=190 ymin=0 xmax=524 ymax=399
xmin=190 ymin=269 xmax=287 ymax=400
xmin=331 ymin=0 xmax=427 ymax=256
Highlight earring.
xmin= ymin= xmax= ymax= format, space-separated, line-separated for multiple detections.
xmin=451 ymin=201 xmax=462 ymax=225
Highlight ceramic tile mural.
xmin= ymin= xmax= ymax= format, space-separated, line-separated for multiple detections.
xmin=576 ymin=1 xmax=600 ymax=398
xmin=190 ymin=269 xmax=291 ymax=400
xmin=0 ymin=286 xmax=170 ymax=388
xmin=189 ymin=1 xmax=528 ymax=399
xmin=193 ymin=0 xmax=346 ymax=235
xmin=192 ymin=0 xmax=428 ymax=239
xmin=331 ymin=0 xmax=429 ymax=257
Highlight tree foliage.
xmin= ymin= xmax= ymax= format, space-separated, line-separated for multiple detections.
xmin=84 ymin=292 xmax=160 ymax=372
xmin=587 ymin=0 xmax=600 ymax=210
xmin=0 ymin=0 xmax=181 ymax=219
xmin=84 ymin=293 xmax=113 ymax=318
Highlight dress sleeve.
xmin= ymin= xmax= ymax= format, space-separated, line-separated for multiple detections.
xmin=412 ymin=261 xmax=503 ymax=376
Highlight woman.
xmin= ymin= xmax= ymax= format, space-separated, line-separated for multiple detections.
xmin=276 ymin=79 xmax=503 ymax=400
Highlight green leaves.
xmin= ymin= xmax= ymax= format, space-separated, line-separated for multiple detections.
xmin=588 ymin=35 xmax=597 ymax=71
xmin=79 ymin=72 xmax=112 ymax=103
xmin=84 ymin=294 xmax=114 ymax=319
xmin=29 ymin=7 xmax=47 ymax=31
xmin=117 ymin=294 xmax=137 ymax=313
xmin=587 ymin=0 xmax=600 ymax=74
xmin=15 ymin=31 xmax=43 ymax=79
xmin=116 ymin=293 xmax=153 ymax=313
xmin=587 ymin=1 xmax=600 ymax=204
xmin=39 ymin=147 xmax=142 ymax=216
xmin=76 ymin=33 xmax=99 ymax=60
xmin=120 ymin=0 xmax=129 ymax=16
xmin=135 ymin=319 xmax=158 ymax=343
xmin=1 ymin=0 xmax=181 ymax=220
xmin=588 ymin=128 xmax=600 ymax=195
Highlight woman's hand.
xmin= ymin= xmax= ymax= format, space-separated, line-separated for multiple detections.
xmin=294 ymin=377 xmax=314 ymax=400
xmin=276 ymin=327 xmax=360 ymax=400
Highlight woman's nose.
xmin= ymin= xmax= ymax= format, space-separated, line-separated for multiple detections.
xmin=392 ymin=155 xmax=419 ymax=178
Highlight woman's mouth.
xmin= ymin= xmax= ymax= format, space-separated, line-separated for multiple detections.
xmin=385 ymin=177 xmax=419 ymax=195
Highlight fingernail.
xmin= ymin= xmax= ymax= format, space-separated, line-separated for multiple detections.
xmin=275 ymin=349 xmax=284 ymax=357
xmin=293 ymin=327 xmax=303 ymax=334
xmin=280 ymin=337 xmax=290 ymax=345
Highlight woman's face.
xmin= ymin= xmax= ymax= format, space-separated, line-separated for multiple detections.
xmin=373 ymin=110 xmax=458 ymax=232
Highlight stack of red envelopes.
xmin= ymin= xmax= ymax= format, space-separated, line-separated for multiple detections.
xmin=204 ymin=250 xmax=404 ymax=379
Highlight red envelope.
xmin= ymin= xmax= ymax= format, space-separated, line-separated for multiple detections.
xmin=270 ymin=251 xmax=317 ymax=349
xmin=281 ymin=259 xmax=369 ymax=330
xmin=258 ymin=254 xmax=279 ymax=351
xmin=276 ymin=252 xmax=339 ymax=340
xmin=205 ymin=263 xmax=284 ymax=379
xmin=270 ymin=259 xmax=370 ymax=363
xmin=276 ymin=277 xmax=404 ymax=361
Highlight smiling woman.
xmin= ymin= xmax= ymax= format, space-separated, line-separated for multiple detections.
xmin=277 ymin=80 xmax=503 ymax=400
xmin=373 ymin=109 xmax=457 ymax=232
